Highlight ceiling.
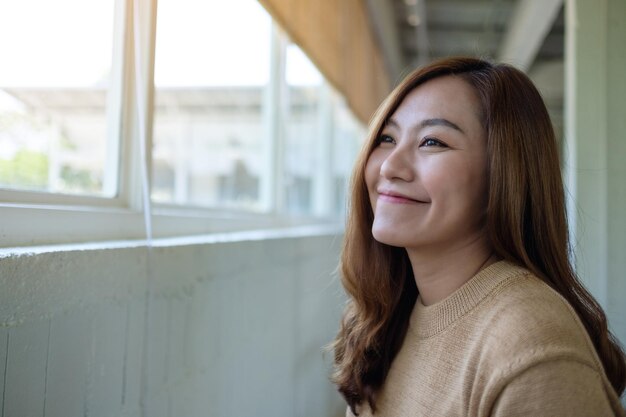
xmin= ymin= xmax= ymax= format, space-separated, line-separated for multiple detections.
xmin=365 ymin=0 xmax=565 ymax=76
xmin=365 ymin=0 xmax=565 ymax=134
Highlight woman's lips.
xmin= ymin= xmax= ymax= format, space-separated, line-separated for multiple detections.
xmin=377 ymin=191 xmax=428 ymax=204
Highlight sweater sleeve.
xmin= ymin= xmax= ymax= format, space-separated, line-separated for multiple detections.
xmin=491 ymin=359 xmax=626 ymax=417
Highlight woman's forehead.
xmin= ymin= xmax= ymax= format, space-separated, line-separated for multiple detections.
xmin=386 ymin=76 xmax=484 ymax=133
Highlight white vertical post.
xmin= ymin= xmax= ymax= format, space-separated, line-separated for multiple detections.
xmin=103 ymin=0 xmax=128 ymax=198
xmin=604 ymin=0 xmax=626 ymax=352
xmin=312 ymin=82 xmax=334 ymax=217
xmin=565 ymin=0 xmax=609 ymax=305
xmin=124 ymin=0 xmax=157 ymax=213
xmin=260 ymin=23 xmax=287 ymax=213
xmin=563 ymin=0 xmax=578 ymax=267
xmin=48 ymin=124 xmax=62 ymax=192
xmin=173 ymin=118 xmax=190 ymax=204
xmin=564 ymin=0 xmax=626 ymax=349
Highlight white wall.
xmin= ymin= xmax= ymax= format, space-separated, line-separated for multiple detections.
xmin=564 ymin=0 xmax=626 ymax=349
xmin=565 ymin=0 xmax=626 ymax=406
xmin=0 ymin=228 xmax=346 ymax=417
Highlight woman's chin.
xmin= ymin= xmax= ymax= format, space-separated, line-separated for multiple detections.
xmin=372 ymin=226 xmax=407 ymax=248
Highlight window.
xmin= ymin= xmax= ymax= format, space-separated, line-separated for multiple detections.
xmin=0 ymin=0 xmax=365 ymax=247
xmin=0 ymin=0 xmax=121 ymax=197
xmin=333 ymin=99 xmax=365 ymax=215
xmin=283 ymin=44 xmax=324 ymax=215
xmin=282 ymin=44 xmax=364 ymax=217
xmin=150 ymin=1 xmax=364 ymax=218
xmin=152 ymin=0 xmax=271 ymax=210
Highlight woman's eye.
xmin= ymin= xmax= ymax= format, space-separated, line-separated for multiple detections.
xmin=420 ymin=138 xmax=447 ymax=148
xmin=377 ymin=134 xmax=395 ymax=145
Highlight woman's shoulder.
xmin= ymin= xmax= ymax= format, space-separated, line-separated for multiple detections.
xmin=475 ymin=266 xmax=603 ymax=373
xmin=467 ymin=266 xmax=625 ymax=416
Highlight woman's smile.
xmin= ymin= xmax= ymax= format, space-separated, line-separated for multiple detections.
xmin=365 ymin=75 xmax=489 ymax=251
xmin=376 ymin=189 xmax=429 ymax=204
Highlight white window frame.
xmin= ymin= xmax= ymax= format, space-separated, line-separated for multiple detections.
xmin=0 ymin=0 xmax=142 ymax=247
xmin=0 ymin=0 xmax=355 ymax=248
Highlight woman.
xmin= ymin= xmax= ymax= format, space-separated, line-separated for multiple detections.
xmin=331 ymin=57 xmax=626 ymax=416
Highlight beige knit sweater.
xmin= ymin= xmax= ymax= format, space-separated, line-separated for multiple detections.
xmin=348 ymin=261 xmax=626 ymax=417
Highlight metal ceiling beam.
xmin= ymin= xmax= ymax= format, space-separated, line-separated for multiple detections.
xmin=498 ymin=0 xmax=563 ymax=71
xmin=404 ymin=27 xmax=499 ymax=57
xmin=364 ymin=0 xmax=406 ymax=82
xmin=426 ymin=1 xmax=513 ymax=29
xmin=411 ymin=0 xmax=430 ymax=67
xmin=404 ymin=27 xmax=563 ymax=60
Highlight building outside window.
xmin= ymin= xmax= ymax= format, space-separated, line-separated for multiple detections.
xmin=0 ymin=0 xmax=120 ymax=197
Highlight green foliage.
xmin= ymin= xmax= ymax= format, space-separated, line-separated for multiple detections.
xmin=0 ymin=150 xmax=49 ymax=190
xmin=59 ymin=165 xmax=101 ymax=193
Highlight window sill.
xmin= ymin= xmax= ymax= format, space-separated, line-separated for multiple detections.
xmin=0 ymin=202 xmax=343 ymax=249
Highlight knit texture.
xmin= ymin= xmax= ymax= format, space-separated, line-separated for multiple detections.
xmin=348 ymin=261 xmax=626 ymax=417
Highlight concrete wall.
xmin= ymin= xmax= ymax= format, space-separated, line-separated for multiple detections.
xmin=0 ymin=228 xmax=346 ymax=417
xmin=564 ymin=0 xmax=626 ymax=349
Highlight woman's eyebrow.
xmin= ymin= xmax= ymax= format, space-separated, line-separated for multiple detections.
xmin=420 ymin=118 xmax=464 ymax=134
xmin=385 ymin=117 xmax=465 ymax=134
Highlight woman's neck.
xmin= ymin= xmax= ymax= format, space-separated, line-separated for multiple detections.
xmin=406 ymin=235 xmax=498 ymax=306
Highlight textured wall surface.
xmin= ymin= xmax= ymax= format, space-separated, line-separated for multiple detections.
xmin=565 ymin=0 xmax=626 ymax=364
xmin=0 ymin=229 xmax=346 ymax=417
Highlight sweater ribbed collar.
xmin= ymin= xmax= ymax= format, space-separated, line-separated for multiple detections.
xmin=409 ymin=260 xmax=529 ymax=339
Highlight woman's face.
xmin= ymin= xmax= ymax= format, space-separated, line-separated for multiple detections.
xmin=365 ymin=75 xmax=489 ymax=252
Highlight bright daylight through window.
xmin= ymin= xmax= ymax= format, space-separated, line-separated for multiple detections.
xmin=0 ymin=0 xmax=119 ymax=197
xmin=0 ymin=0 xmax=365 ymax=246
xmin=152 ymin=0 xmax=364 ymax=216
xmin=152 ymin=0 xmax=272 ymax=210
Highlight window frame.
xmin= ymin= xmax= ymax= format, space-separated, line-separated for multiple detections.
xmin=0 ymin=0 xmax=129 ymax=206
xmin=0 ymin=0 xmax=359 ymax=248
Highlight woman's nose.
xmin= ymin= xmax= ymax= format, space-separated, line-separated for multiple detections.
xmin=380 ymin=144 xmax=415 ymax=181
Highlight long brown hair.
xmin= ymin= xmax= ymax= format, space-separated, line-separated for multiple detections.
xmin=331 ymin=57 xmax=626 ymax=414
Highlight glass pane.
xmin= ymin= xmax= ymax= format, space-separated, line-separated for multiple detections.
xmin=152 ymin=0 xmax=271 ymax=209
xmin=283 ymin=44 xmax=323 ymax=215
xmin=0 ymin=0 xmax=118 ymax=196
xmin=333 ymin=98 xmax=365 ymax=215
